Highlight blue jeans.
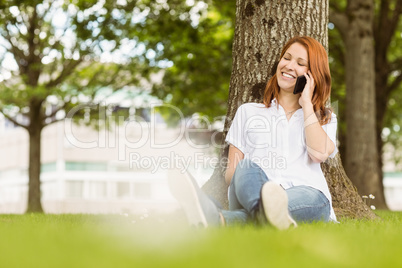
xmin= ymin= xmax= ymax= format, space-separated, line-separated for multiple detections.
xmin=221 ymin=159 xmax=330 ymax=225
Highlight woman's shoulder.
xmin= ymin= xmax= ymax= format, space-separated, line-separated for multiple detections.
xmin=238 ymin=102 xmax=266 ymax=111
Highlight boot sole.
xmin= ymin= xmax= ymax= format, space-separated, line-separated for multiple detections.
xmin=168 ymin=170 xmax=208 ymax=228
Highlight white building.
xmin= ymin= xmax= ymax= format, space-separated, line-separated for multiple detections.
xmin=0 ymin=109 xmax=217 ymax=214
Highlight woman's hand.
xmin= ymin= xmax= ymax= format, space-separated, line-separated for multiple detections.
xmin=298 ymin=70 xmax=315 ymax=108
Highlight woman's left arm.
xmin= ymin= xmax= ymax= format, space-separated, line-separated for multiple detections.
xmin=299 ymin=71 xmax=335 ymax=163
xmin=302 ymin=103 xmax=335 ymax=163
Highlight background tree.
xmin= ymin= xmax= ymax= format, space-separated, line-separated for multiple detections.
xmin=0 ymin=0 xmax=146 ymax=212
xmin=371 ymin=0 xmax=402 ymax=178
xmin=331 ymin=0 xmax=382 ymax=208
xmin=330 ymin=0 xmax=402 ymax=209
xmin=202 ymin=0 xmax=377 ymax=219
xmin=134 ymin=0 xmax=234 ymax=124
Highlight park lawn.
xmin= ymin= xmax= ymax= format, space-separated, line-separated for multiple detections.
xmin=0 ymin=210 xmax=401 ymax=268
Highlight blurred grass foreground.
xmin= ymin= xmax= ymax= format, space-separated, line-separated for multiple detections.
xmin=0 ymin=210 xmax=401 ymax=268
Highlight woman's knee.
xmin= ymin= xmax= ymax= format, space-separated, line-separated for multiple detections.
xmin=233 ymin=159 xmax=261 ymax=175
xmin=287 ymin=187 xmax=330 ymax=222
xmin=231 ymin=159 xmax=268 ymax=187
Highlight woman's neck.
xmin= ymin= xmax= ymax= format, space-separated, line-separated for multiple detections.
xmin=278 ymin=90 xmax=301 ymax=112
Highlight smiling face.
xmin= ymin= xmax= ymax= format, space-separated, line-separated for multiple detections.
xmin=276 ymin=42 xmax=309 ymax=93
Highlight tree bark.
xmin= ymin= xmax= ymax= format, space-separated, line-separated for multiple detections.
xmin=26 ymin=100 xmax=44 ymax=213
xmin=373 ymin=0 xmax=402 ymax=209
xmin=203 ymin=0 xmax=378 ymax=220
xmin=340 ymin=0 xmax=387 ymax=209
xmin=375 ymin=52 xmax=389 ymax=210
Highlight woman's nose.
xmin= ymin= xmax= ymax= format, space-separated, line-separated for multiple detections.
xmin=285 ymin=60 xmax=296 ymax=70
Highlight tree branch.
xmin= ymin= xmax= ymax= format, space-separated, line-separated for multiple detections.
xmin=329 ymin=8 xmax=349 ymax=39
xmin=329 ymin=39 xmax=345 ymax=66
xmin=43 ymin=117 xmax=65 ymax=127
xmin=329 ymin=0 xmax=343 ymax=13
xmin=388 ymin=57 xmax=402 ymax=73
xmin=41 ymin=1 xmax=56 ymax=22
xmin=390 ymin=0 xmax=402 ymax=32
xmin=44 ymin=102 xmax=68 ymax=121
xmin=46 ymin=59 xmax=83 ymax=88
xmin=0 ymin=109 xmax=28 ymax=130
xmin=387 ymin=71 xmax=402 ymax=95
xmin=375 ymin=0 xmax=402 ymax=54
xmin=3 ymin=25 xmax=27 ymax=73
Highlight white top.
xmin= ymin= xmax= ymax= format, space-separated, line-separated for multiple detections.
xmin=225 ymin=101 xmax=338 ymax=221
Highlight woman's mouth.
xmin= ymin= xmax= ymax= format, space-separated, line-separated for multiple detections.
xmin=282 ymin=72 xmax=296 ymax=79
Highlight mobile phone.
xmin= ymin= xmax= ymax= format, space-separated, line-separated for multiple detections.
xmin=293 ymin=75 xmax=307 ymax=94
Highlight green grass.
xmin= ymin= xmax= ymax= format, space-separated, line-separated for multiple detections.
xmin=1 ymin=210 xmax=401 ymax=268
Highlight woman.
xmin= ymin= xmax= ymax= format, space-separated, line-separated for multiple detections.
xmin=169 ymin=36 xmax=338 ymax=229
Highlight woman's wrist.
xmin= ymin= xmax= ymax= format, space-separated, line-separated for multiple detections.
xmin=301 ymin=101 xmax=313 ymax=112
xmin=302 ymin=102 xmax=318 ymax=127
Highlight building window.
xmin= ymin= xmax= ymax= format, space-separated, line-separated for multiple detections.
xmin=65 ymin=162 xmax=107 ymax=171
xmin=41 ymin=162 xmax=57 ymax=173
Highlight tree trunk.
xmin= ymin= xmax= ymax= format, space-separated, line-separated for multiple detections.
xmin=342 ymin=0 xmax=387 ymax=209
xmin=26 ymin=102 xmax=44 ymax=213
xmin=203 ymin=0 xmax=377 ymax=220
xmin=375 ymin=60 xmax=389 ymax=209
xmin=373 ymin=0 xmax=402 ymax=210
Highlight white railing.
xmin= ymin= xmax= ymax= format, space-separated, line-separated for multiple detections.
xmin=1 ymin=172 xmax=401 ymax=213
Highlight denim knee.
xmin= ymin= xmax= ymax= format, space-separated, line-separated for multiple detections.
xmin=287 ymin=186 xmax=330 ymax=223
xmin=232 ymin=159 xmax=262 ymax=180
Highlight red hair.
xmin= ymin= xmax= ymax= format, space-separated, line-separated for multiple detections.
xmin=263 ymin=36 xmax=332 ymax=125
